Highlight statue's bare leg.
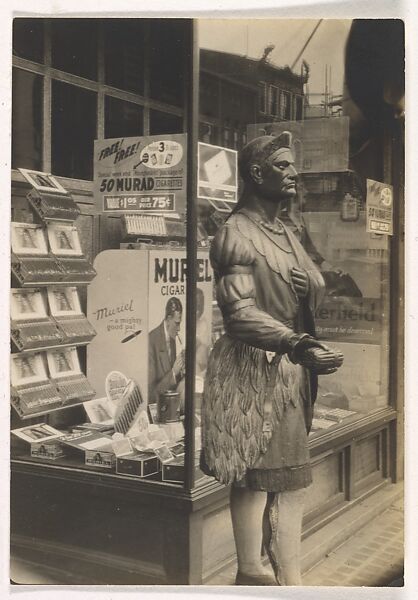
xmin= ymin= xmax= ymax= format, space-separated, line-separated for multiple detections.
xmin=230 ymin=486 xmax=273 ymax=577
xmin=275 ymin=487 xmax=307 ymax=585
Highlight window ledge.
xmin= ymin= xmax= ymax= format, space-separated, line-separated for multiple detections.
xmin=309 ymin=406 xmax=397 ymax=456
xmin=12 ymin=169 xmax=93 ymax=198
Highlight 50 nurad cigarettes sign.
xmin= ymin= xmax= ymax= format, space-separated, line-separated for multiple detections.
xmin=94 ymin=134 xmax=187 ymax=217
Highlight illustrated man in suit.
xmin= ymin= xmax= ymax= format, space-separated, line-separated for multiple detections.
xmin=148 ymin=297 xmax=185 ymax=405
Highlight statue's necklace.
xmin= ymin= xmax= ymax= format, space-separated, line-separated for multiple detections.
xmin=260 ymin=219 xmax=284 ymax=235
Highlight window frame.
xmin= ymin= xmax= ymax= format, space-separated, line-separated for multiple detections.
xmin=268 ymin=84 xmax=279 ymax=117
xmin=12 ymin=19 xmax=186 ymax=182
xmin=258 ymin=81 xmax=267 ymax=114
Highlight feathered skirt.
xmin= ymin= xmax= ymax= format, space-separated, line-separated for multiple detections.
xmin=201 ymin=334 xmax=313 ymax=492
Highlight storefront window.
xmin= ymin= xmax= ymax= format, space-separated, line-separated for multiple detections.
xmin=149 ymin=109 xmax=183 ymax=135
xmin=149 ymin=20 xmax=186 ymax=107
xmin=268 ymin=85 xmax=279 ymax=117
xmin=51 ymin=19 xmax=98 ymax=81
xmin=280 ymin=90 xmax=291 ymax=120
xmin=258 ymin=82 xmax=267 ymax=114
xmin=105 ymin=96 xmax=143 ymax=138
xmin=51 ymin=80 xmax=97 ymax=180
xmin=12 ymin=18 xmax=44 ymax=63
xmin=295 ymin=95 xmax=304 ymax=120
xmin=300 ymin=169 xmax=390 ymax=430
xmin=104 ymin=19 xmax=145 ymax=95
xmin=12 ymin=19 xmax=186 ymax=178
xmin=9 ymin=17 xmax=403 ymax=586
xmin=197 ymin=18 xmax=391 ymax=451
xmin=12 ymin=67 xmax=43 ymax=170
xmin=10 ymin=17 xmax=400 ymax=501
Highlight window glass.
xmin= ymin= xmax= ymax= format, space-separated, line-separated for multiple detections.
xmin=296 ymin=95 xmax=303 ymax=120
xmin=199 ymin=122 xmax=218 ymax=144
xmin=105 ymin=96 xmax=143 ymax=138
xmin=13 ymin=18 xmax=44 ymax=63
xmin=51 ymin=19 xmax=98 ymax=80
xmin=258 ymin=82 xmax=267 ymax=114
xmin=149 ymin=110 xmax=183 ymax=135
xmin=280 ymin=90 xmax=291 ymax=120
xmin=12 ymin=68 xmax=43 ymax=170
xmin=149 ymin=19 xmax=186 ymax=107
xmin=300 ymin=169 xmax=390 ymax=428
xmin=200 ymin=72 xmax=219 ymax=119
xmin=197 ymin=19 xmax=389 ymax=448
xmin=51 ymin=80 xmax=97 ymax=180
xmin=104 ymin=20 xmax=145 ymax=95
xmin=268 ymin=85 xmax=279 ymax=116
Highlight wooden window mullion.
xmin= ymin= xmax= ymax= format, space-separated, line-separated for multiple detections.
xmin=42 ymin=20 xmax=52 ymax=171
xmin=97 ymin=20 xmax=105 ymax=140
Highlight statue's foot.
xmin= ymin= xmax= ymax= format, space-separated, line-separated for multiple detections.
xmin=235 ymin=571 xmax=278 ymax=586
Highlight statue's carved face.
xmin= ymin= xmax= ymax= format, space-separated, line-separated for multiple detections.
xmin=253 ymin=148 xmax=298 ymax=201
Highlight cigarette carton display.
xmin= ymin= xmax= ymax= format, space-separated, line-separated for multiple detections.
xmin=85 ymin=449 xmax=116 ymax=469
xmin=116 ymin=451 xmax=160 ymax=478
xmin=30 ymin=440 xmax=65 ymax=460
xmin=161 ymin=455 xmax=207 ymax=485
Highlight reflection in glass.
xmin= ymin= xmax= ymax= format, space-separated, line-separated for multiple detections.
xmin=13 ymin=18 xmax=44 ymax=63
xmin=51 ymin=19 xmax=98 ymax=80
xmin=149 ymin=110 xmax=183 ymax=136
xmin=299 ymin=169 xmax=390 ymax=423
xmin=51 ymin=80 xmax=97 ymax=180
xmin=104 ymin=20 xmax=145 ymax=95
xmin=197 ymin=19 xmax=389 ymax=440
xmin=149 ymin=20 xmax=186 ymax=107
xmin=105 ymin=97 xmax=143 ymax=139
xmin=12 ymin=68 xmax=43 ymax=170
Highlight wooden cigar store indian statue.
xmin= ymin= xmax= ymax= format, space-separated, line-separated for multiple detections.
xmin=201 ymin=132 xmax=344 ymax=586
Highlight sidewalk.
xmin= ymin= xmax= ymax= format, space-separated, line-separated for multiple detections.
xmin=206 ymin=484 xmax=404 ymax=586
xmin=303 ymin=495 xmax=403 ymax=586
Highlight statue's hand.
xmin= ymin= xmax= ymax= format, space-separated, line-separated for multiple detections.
xmin=291 ymin=267 xmax=309 ymax=297
xmin=299 ymin=344 xmax=344 ymax=375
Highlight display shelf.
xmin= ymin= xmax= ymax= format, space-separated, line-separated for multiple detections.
xmin=11 ymin=340 xmax=91 ymax=355
xmin=308 ymin=407 xmax=397 ymax=455
xmin=10 ymin=449 xmax=213 ymax=489
xmin=11 ymin=397 xmax=92 ymax=421
xmin=10 ymin=176 xmax=98 ymax=426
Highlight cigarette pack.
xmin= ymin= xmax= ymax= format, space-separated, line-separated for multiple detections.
xmin=161 ymin=455 xmax=207 ymax=485
xmin=85 ymin=449 xmax=116 ymax=469
xmin=116 ymin=451 xmax=160 ymax=478
xmin=27 ymin=188 xmax=81 ymax=222
xmin=59 ymin=430 xmax=113 ymax=452
xmin=73 ymin=422 xmax=114 ymax=434
xmin=31 ymin=440 xmax=65 ymax=460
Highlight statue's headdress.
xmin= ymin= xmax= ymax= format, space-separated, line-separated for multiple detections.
xmin=238 ymin=131 xmax=293 ymax=181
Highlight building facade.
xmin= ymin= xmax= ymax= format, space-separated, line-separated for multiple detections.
xmin=10 ymin=18 xmax=404 ymax=585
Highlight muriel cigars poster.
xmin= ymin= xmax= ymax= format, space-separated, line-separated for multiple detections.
xmin=147 ymin=249 xmax=213 ymax=405
xmin=87 ymin=248 xmax=213 ymax=405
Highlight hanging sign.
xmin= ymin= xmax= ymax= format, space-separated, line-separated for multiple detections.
xmin=366 ymin=179 xmax=394 ymax=235
xmin=197 ymin=142 xmax=238 ymax=203
xmin=93 ymin=134 xmax=187 ymax=218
